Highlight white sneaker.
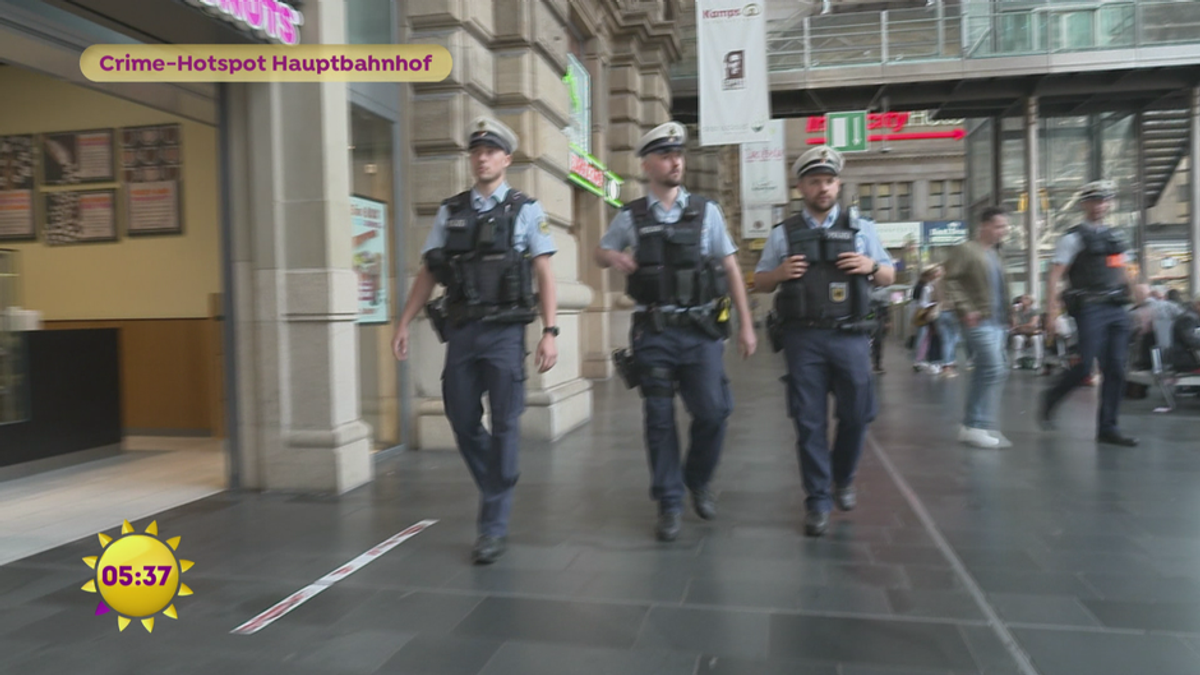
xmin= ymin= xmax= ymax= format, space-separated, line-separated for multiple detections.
xmin=958 ymin=426 xmax=1000 ymax=448
xmin=988 ymin=431 xmax=1013 ymax=448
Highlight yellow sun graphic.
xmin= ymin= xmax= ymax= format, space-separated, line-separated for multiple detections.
xmin=80 ymin=520 xmax=194 ymax=633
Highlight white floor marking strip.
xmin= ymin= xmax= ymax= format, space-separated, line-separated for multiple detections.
xmin=866 ymin=435 xmax=1042 ymax=675
xmin=230 ymin=519 xmax=438 ymax=635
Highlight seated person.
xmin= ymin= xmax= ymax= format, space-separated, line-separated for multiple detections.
xmin=1169 ymin=294 xmax=1200 ymax=373
xmin=1010 ymin=295 xmax=1044 ymax=369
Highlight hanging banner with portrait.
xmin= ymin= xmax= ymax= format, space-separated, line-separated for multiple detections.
xmin=696 ymin=0 xmax=771 ymax=146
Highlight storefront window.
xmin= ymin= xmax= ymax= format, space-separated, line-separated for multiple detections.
xmin=897 ymin=183 xmax=912 ymax=220
xmin=858 ymin=184 xmax=874 ymax=218
xmin=929 ymin=180 xmax=945 ymax=220
xmin=346 ymin=0 xmax=393 ymax=44
xmin=350 ymin=105 xmax=400 ymax=451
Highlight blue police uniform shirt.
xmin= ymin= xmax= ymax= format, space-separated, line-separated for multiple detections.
xmin=421 ymin=182 xmax=557 ymax=258
xmin=754 ymin=204 xmax=893 ymax=274
xmin=599 ymin=187 xmax=737 ymax=311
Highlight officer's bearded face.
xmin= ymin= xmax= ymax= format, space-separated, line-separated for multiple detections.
xmin=470 ymin=146 xmax=511 ymax=182
xmin=644 ymin=150 xmax=684 ymax=188
xmin=1082 ymin=198 xmax=1110 ymax=222
xmin=799 ymin=174 xmax=840 ymax=213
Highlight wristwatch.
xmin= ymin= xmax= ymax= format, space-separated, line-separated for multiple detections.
xmin=543 ymin=326 xmax=560 ymax=337
xmin=869 ymin=261 xmax=880 ymax=278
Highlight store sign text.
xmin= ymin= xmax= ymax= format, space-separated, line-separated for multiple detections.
xmin=805 ymin=111 xmax=966 ymax=141
xmin=568 ymin=150 xmax=623 ymax=207
xmin=183 ymin=0 xmax=304 ymax=46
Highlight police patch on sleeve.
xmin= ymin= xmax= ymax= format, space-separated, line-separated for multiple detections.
xmin=539 ymin=219 xmax=550 ymax=235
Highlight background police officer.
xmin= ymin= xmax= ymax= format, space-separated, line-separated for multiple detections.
xmin=1041 ymin=180 xmax=1138 ymax=446
xmin=595 ymin=121 xmax=757 ymax=543
xmin=753 ymin=146 xmax=895 ymax=537
xmin=392 ymin=116 xmax=560 ymax=564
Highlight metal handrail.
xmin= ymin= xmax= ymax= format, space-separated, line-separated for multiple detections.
xmin=669 ymin=0 xmax=1200 ymax=79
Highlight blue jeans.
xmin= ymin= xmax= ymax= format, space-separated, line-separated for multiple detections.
xmin=963 ymin=321 xmax=1009 ymax=430
xmin=938 ymin=312 xmax=961 ymax=365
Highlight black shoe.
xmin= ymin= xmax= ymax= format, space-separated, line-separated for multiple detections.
xmin=804 ymin=511 xmax=829 ymax=537
xmin=834 ymin=485 xmax=857 ymax=512
xmin=691 ymin=488 xmax=717 ymax=521
xmin=656 ymin=511 xmax=682 ymax=542
xmin=1098 ymin=431 xmax=1139 ymax=447
xmin=471 ymin=536 xmax=507 ymax=565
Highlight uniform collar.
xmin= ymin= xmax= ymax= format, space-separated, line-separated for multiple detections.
xmin=647 ymin=186 xmax=689 ymax=212
xmin=802 ymin=203 xmax=839 ymax=229
xmin=1082 ymin=219 xmax=1105 ymax=230
xmin=472 ymin=182 xmax=510 ymax=207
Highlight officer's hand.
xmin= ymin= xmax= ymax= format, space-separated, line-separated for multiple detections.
xmin=536 ymin=334 xmax=558 ymax=373
xmin=739 ymin=325 xmax=757 ymax=359
xmin=611 ymin=252 xmax=639 ymax=275
xmin=778 ymin=255 xmax=808 ymax=280
xmin=836 ymin=252 xmax=875 ymax=275
xmin=391 ymin=324 xmax=410 ymax=361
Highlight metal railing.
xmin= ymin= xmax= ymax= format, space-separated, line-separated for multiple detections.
xmin=669 ymin=0 xmax=1200 ymax=79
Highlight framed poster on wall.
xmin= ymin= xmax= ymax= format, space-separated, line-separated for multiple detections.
xmin=121 ymin=124 xmax=183 ymax=235
xmin=44 ymin=189 xmax=118 ymax=245
xmin=351 ymin=195 xmax=389 ymax=324
xmin=41 ymin=129 xmax=115 ymax=185
xmin=0 ymin=135 xmax=36 ymax=241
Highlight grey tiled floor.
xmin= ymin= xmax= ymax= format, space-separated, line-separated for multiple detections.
xmin=3 ymin=337 xmax=1200 ymax=675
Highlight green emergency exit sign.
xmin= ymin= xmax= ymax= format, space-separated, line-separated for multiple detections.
xmin=827 ymin=111 xmax=868 ymax=152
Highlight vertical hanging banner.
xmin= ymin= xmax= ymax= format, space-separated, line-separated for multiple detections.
xmin=696 ymin=0 xmax=771 ymax=146
xmin=739 ymin=119 xmax=787 ymax=206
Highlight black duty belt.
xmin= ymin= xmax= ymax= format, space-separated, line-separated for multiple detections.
xmin=785 ymin=317 xmax=877 ymax=332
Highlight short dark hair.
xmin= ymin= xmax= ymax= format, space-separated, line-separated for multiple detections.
xmin=980 ymin=206 xmax=1007 ymax=223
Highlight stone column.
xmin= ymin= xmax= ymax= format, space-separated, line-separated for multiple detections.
xmin=579 ymin=38 xmax=615 ymax=380
xmin=228 ymin=0 xmax=372 ymax=493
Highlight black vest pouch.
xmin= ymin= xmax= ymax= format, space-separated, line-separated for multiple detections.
xmin=443 ymin=212 xmax=476 ymax=253
xmin=788 ymin=227 xmax=823 ymax=262
xmin=821 ymin=229 xmax=856 ymax=261
xmin=666 ymin=227 xmax=701 ymax=305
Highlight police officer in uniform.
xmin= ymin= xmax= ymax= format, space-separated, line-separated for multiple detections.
xmin=596 ymin=121 xmax=757 ymax=542
xmin=392 ymin=117 xmax=560 ymax=564
xmin=753 ymin=146 xmax=895 ymax=537
xmin=1040 ymin=180 xmax=1138 ymax=446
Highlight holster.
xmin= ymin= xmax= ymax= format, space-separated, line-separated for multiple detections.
xmin=766 ymin=310 xmax=784 ymax=353
xmin=612 ymin=348 xmax=640 ymax=389
xmin=426 ymin=298 xmax=448 ymax=343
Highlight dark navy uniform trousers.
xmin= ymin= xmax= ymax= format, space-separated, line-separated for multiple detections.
xmin=632 ymin=323 xmax=733 ymax=513
xmin=781 ymin=327 xmax=877 ymax=513
xmin=1044 ymin=302 xmax=1130 ymax=435
xmin=442 ymin=320 xmax=526 ymax=538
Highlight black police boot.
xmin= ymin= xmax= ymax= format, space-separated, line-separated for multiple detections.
xmin=472 ymin=536 xmax=507 ymax=565
xmin=656 ymin=511 xmax=682 ymax=542
xmin=690 ymin=488 xmax=717 ymax=521
xmin=1097 ymin=431 xmax=1139 ymax=447
xmin=804 ymin=511 xmax=829 ymax=537
xmin=834 ymin=485 xmax=857 ymax=512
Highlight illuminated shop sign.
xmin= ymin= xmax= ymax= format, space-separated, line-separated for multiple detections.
xmin=182 ymin=0 xmax=305 ymax=46
xmin=568 ymin=148 xmax=623 ymax=208
xmin=805 ymin=111 xmax=966 ymax=144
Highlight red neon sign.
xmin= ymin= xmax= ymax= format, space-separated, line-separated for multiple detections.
xmin=805 ymin=129 xmax=966 ymax=144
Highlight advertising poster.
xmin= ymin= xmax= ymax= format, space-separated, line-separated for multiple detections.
xmin=42 ymin=129 xmax=115 ymax=185
xmin=696 ymin=0 xmax=771 ymax=146
xmin=742 ymin=203 xmax=774 ymax=240
xmin=739 ymin=120 xmax=788 ymax=206
xmin=0 ymin=135 xmax=35 ymax=240
xmin=44 ymin=189 xmax=117 ymax=245
xmin=122 ymin=124 xmax=184 ymax=235
xmin=351 ymin=195 xmax=389 ymax=324
xmin=875 ymin=221 xmax=923 ymax=249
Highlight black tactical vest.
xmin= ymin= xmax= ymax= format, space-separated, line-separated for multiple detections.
xmin=773 ymin=207 xmax=871 ymax=326
xmin=1066 ymin=225 xmax=1128 ymax=295
xmin=424 ymin=189 xmax=536 ymax=321
xmin=624 ymin=195 xmax=729 ymax=307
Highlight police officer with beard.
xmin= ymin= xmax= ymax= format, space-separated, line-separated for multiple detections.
xmin=754 ymin=146 xmax=895 ymax=537
xmin=1040 ymin=180 xmax=1138 ymax=446
xmin=596 ymin=121 xmax=757 ymax=543
xmin=392 ymin=117 xmax=559 ymax=564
